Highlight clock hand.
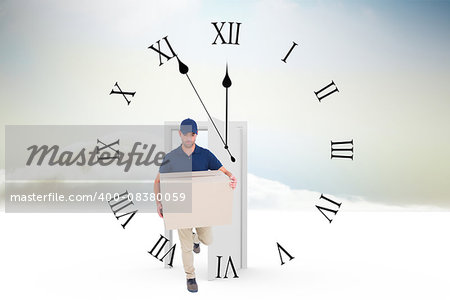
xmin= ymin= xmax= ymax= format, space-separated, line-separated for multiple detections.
xmin=176 ymin=56 xmax=236 ymax=162
xmin=222 ymin=63 xmax=232 ymax=149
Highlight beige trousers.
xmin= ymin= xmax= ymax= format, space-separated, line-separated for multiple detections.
xmin=177 ymin=226 xmax=213 ymax=279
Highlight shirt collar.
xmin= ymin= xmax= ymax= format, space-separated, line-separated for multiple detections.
xmin=177 ymin=144 xmax=199 ymax=156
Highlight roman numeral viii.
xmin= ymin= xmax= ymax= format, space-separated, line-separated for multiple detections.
xmin=107 ymin=190 xmax=137 ymax=229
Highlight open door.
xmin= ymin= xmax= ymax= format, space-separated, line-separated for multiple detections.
xmin=207 ymin=117 xmax=247 ymax=280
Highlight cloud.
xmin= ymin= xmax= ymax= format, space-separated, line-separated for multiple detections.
xmin=248 ymin=173 xmax=320 ymax=211
xmin=248 ymin=173 xmax=444 ymax=212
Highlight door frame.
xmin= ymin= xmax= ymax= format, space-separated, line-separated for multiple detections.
xmin=162 ymin=120 xmax=247 ymax=271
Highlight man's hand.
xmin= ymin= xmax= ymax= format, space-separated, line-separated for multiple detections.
xmin=154 ymin=173 xmax=163 ymax=218
xmin=156 ymin=200 xmax=163 ymax=218
xmin=218 ymin=167 xmax=237 ymax=190
xmin=229 ymin=175 xmax=237 ymax=189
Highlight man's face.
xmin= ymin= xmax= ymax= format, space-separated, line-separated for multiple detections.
xmin=179 ymin=130 xmax=197 ymax=148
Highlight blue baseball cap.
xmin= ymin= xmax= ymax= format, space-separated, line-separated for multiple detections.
xmin=180 ymin=118 xmax=198 ymax=135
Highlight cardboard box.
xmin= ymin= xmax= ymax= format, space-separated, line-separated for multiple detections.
xmin=159 ymin=170 xmax=233 ymax=230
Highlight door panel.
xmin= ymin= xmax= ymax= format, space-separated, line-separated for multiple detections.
xmin=207 ymin=117 xmax=244 ymax=280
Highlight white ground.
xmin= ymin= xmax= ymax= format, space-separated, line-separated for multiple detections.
xmin=0 ymin=210 xmax=449 ymax=300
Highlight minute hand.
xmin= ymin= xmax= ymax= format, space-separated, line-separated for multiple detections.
xmin=176 ymin=56 xmax=236 ymax=162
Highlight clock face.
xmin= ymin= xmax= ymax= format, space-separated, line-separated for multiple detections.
xmin=1 ymin=0 xmax=450 ymax=299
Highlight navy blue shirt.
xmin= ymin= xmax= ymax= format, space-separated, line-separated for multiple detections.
xmin=159 ymin=144 xmax=223 ymax=173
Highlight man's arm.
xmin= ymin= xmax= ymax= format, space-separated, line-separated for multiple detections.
xmin=219 ymin=166 xmax=237 ymax=189
xmin=154 ymin=172 xmax=163 ymax=218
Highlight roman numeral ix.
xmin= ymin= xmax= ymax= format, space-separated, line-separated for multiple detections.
xmin=96 ymin=138 xmax=119 ymax=161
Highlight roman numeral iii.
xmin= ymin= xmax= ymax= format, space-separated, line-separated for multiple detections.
xmin=331 ymin=139 xmax=354 ymax=160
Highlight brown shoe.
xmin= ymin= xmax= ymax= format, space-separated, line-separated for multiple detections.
xmin=187 ymin=278 xmax=198 ymax=293
xmin=193 ymin=243 xmax=200 ymax=254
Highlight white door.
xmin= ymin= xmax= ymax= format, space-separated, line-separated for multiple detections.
xmin=207 ymin=117 xmax=247 ymax=280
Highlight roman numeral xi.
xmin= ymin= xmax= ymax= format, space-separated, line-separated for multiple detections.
xmin=148 ymin=36 xmax=177 ymax=66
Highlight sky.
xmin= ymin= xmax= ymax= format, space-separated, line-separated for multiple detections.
xmin=1 ymin=0 xmax=450 ymax=209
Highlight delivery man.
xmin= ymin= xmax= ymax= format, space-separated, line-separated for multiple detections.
xmin=153 ymin=118 xmax=237 ymax=293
